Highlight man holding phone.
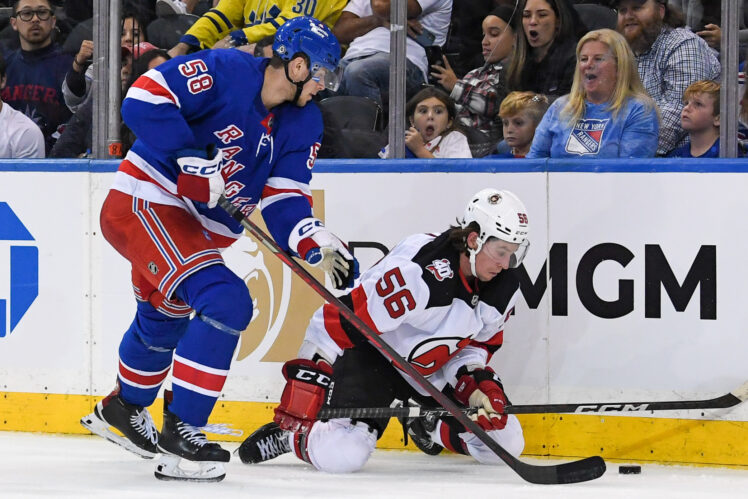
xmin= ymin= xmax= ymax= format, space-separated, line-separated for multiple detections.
xmin=332 ymin=0 xmax=453 ymax=108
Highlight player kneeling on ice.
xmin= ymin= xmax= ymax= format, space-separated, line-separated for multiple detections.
xmin=80 ymin=16 xmax=358 ymax=482
xmin=238 ymin=188 xmax=530 ymax=472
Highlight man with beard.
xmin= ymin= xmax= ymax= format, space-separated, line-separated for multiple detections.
xmin=615 ymin=0 xmax=719 ymax=156
xmin=2 ymin=0 xmax=72 ymax=154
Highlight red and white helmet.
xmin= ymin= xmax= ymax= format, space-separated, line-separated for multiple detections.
xmin=460 ymin=188 xmax=530 ymax=270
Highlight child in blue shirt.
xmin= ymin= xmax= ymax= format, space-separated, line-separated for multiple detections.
xmin=667 ymin=80 xmax=720 ymax=158
xmin=489 ymin=91 xmax=549 ymax=158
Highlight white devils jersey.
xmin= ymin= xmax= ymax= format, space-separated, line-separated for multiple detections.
xmin=303 ymin=231 xmax=522 ymax=395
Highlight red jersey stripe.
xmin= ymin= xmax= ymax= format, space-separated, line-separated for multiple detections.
xmin=260 ymin=185 xmax=313 ymax=206
xmin=322 ymin=304 xmax=354 ymax=349
xmin=350 ymin=286 xmax=379 ymax=333
xmin=132 ymin=75 xmax=176 ymax=104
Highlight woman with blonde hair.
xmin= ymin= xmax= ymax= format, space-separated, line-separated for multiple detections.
xmin=528 ymin=28 xmax=659 ymax=158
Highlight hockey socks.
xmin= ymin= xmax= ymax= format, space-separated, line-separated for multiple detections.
xmin=431 ymin=419 xmax=470 ymax=455
xmin=169 ymin=315 xmax=239 ymax=427
xmin=117 ymin=301 xmax=186 ymax=407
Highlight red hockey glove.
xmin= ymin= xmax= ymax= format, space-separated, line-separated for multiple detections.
xmin=175 ymin=145 xmax=225 ymax=208
xmin=274 ymin=358 xmax=333 ymax=433
xmin=454 ymin=366 xmax=508 ymax=431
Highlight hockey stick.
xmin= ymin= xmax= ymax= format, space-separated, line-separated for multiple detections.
xmin=219 ymin=196 xmax=605 ymax=485
xmin=319 ymin=380 xmax=748 ymax=419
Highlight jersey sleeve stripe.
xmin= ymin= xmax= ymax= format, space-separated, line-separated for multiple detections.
xmin=322 ymin=303 xmax=355 ymax=349
xmin=260 ymin=185 xmax=313 ymax=208
xmin=264 ymin=176 xmax=312 ymax=195
xmin=130 ymin=70 xmax=180 ymax=108
xmin=207 ymin=9 xmax=231 ymax=31
xmin=350 ymin=285 xmax=379 ymax=332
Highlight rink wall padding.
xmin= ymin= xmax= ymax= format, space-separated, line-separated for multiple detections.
xmin=1 ymin=158 xmax=747 ymax=468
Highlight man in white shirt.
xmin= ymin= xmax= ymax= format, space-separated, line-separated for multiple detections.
xmin=0 ymin=52 xmax=45 ymax=159
xmin=333 ymin=0 xmax=452 ymax=108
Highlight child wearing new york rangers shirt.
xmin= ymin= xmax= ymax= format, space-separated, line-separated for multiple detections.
xmin=667 ymin=80 xmax=721 ymax=158
xmin=527 ymin=94 xmax=659 ymax=158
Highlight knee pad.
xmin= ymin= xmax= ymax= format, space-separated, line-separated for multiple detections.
xmin=461 ymin=415 xmax=525 ymax=465
xmin=131 ymin=299 xmax=189 ymax=350
xmin=176 ymin=265 xmax=253 ymax=332
xmin=307 ymin=419 xmax=377 ymax=473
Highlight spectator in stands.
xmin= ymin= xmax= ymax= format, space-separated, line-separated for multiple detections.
xmin=528 ymin=28 xmax=659 ymax=158
xmin=690 ymin=1 xmax=748 ymax=56
xmin=615 ymin=0 xmax=720 ymax=155
xmin=430 ymin=5 xmax=516 ymax=144
xmin=156 ymin=0 xmax=199 ymax=17
xmin=441 ymin=0 xmax=496 ymax=79
xmin=334 ymin=0 xmax=453 ymax=109
xmin=50 ymin=43 xmax=166 ymax=158
xmin=490 ymin=91 xmax=549 ymax=158
xmin=506 ymin=0 xmax=584 ymax=100
xmin=0 ymin=50 xmax=45 ymax=158
xmin=2 ymin=0 xmax=72 ymax=153
xmin=120 ymin=47 xmax=171 ymax=155
xmin=379 ymin=86 xmax=472 ymax=158
xmin=667 ymin=80 xmax=721 ymax=158
xmin=167 ymin=0 xmax=346 ymax=57
xmin=62 ymin=10 xmax=148 ymax=113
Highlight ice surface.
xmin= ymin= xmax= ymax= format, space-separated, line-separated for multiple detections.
xmin=2 ymin=431 xmax=746 ymax=498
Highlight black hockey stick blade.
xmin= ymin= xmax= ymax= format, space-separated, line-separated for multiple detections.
xmin=219 ymin=196 xmax=605 ymax=484
xmin=319 ymin=379 xmax=748 ymax=420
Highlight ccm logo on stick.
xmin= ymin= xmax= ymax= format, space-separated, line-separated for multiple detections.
xmin=575 ymin=404 xmax=650 ymax=413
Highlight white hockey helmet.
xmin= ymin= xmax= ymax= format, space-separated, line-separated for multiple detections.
xmin=460 ymin=188 xmax=530 ymax=270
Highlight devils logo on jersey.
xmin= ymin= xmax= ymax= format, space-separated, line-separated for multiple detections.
xmin=407 ymin=336 xmax=472 ymax=376
xmin=425 ymin=258 xmax=453 ymax=281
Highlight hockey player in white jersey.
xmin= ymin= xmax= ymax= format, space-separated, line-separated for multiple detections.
xmin=238 ymin=188 xmax=530 ymax=471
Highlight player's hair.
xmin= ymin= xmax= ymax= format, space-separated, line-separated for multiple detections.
xmin=447 ymin=222 xmax=482 ymax=255
xmin=684 ymin=80 xmax=720 ymax=117
xmin=406 ymin=86 xmax=459 ymax=137
xmin=563 ymin=29 xmax=655 ymax=124
xmin=499 ymin=91 xmax=549 ymax=125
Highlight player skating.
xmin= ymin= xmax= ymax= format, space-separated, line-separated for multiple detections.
xmin=238 ymin=188 xmax=530 ymax=472
xmin=80 ymin=16 xmax=358 ymax=482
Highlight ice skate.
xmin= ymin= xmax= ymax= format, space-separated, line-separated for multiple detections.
xmin=154 ymin=399 xmax=231 ymax=482
xmin=405 ymin=412 xmax=443 ymax=456
xmin=236 ymin=422 xmax=291 ymax=464
xmin=80 ymin=385 xmax=160 ymax=459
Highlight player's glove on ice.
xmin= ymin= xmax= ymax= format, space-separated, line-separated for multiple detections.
xmin=175 ymin=145 xmax=225 ymax=208
xmin=454 ymin=366 xmax=509 ymax=431
xmin=274 ymin=358 xmax=333 ymax=433
xmin=290 ymin=218 xmax=359 ymax=290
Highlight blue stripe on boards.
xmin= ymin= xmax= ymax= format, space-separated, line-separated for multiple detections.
xmin=2 ymin=159 xmax=748 ymax=173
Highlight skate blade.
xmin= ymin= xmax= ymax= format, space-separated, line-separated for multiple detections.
xmin=154 ymin=455 xmax=226 ymax=482
xmin=80 ymin=413 xmax=157 ymax=460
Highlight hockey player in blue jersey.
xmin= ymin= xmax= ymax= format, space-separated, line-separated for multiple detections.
xmin=80 ymin=16 xmax=358 ymax=482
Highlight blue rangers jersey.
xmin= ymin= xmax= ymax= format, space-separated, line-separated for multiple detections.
xmin=116 ymin=49 xmax=322 ymax=250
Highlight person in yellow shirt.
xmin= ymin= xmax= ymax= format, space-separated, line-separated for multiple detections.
xmin=168 ymin=0 xmax=347 ymax=57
